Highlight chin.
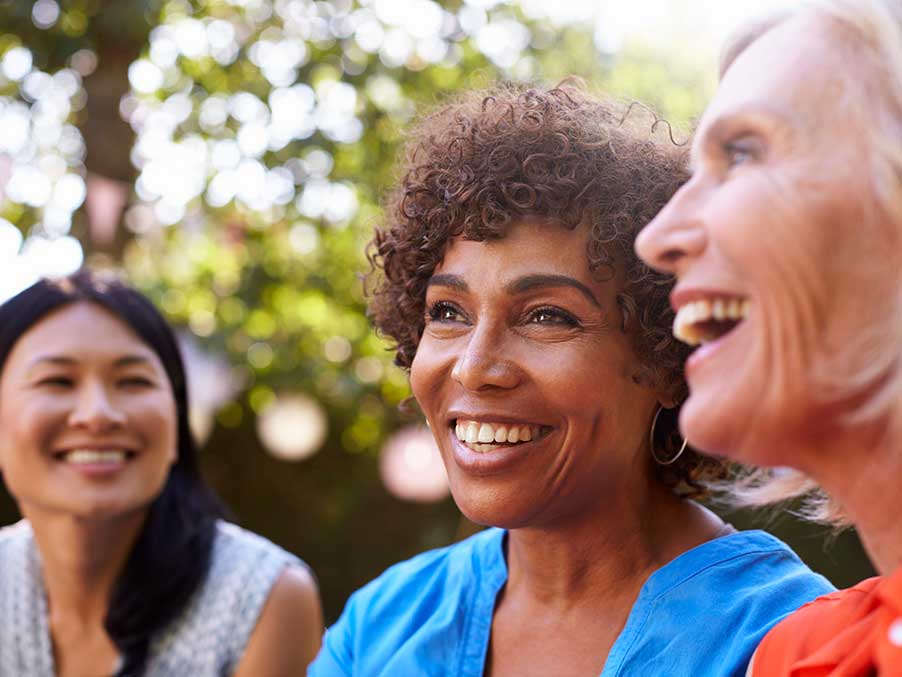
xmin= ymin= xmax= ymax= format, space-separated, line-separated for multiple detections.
xmin=450 ymin=486 xmax=536 ymax=531
xmin=681 ymin=389 xmax=809 ymax=469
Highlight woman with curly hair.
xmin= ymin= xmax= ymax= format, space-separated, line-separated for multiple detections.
xmin=309 ymin=83 xmax=832 ymax=676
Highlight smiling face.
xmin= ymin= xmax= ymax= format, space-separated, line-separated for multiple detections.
xmin=634 ymin=14 xmax=898 ymax=468
xmin=0 ymin=302 xmax=178 ymax=520
xmin=410 ymin=219 xmax=664 ymax=529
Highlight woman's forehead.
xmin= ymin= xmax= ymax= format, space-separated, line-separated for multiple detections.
xmin=6 ymin=302 xmax=160 ymax=370
xmin=704 ymin=14 xmax=851 ymax=139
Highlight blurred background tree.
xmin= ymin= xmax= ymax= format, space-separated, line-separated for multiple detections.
xmin=0 ymin=0 xmax=873 ymax=621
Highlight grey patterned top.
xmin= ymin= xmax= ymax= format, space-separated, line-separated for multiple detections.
xmin=0 ymin=519 xmax=301 ymax=676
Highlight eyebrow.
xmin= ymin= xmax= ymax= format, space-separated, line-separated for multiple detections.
xmin=427 ymin=273 xmax=601 ymax=308
xmin=27 ymin=355 xmax=154 ymax=369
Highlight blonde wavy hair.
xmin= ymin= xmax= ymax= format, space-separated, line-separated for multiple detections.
xmin=716 ymin=0 xmax=902 ymax=524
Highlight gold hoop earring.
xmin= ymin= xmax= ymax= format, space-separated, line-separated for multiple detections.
xmin=650 ymin=405 xmax=688 ymax=466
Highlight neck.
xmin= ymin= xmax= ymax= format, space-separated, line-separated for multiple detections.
xmin=807 ymin=422 xmax=902 ymax=575
xmin=25 ymin=508 xmax=147 ymax=628
xmin=504 ymin=471 xmax=724 ymax=608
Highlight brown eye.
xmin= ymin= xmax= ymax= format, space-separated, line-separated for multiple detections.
xmin=37 ymin=376 xmax=73 ymax=387
xmin=118 ymin=377 xmax=154 ymax=388
xmin=528 ymin=306 xmax=579 ymax=327
xmin=427 ymin=301 xmax=466 ymax=323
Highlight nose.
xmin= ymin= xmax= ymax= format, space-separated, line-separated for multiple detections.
xmin=68 ymin=380 xmax=126 ymax=432
xmin=635 ymin=180 xmax=708 ymax=275
xmin=451 ymin=323 xmax=522 ymax=393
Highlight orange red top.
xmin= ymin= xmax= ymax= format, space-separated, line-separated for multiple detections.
xmin=751 ymin=568 xmax=902 ymax=677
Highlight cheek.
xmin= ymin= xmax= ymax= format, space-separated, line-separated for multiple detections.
xmin=409 ymin=341 xmax=444 ymax=413
xmin=130 ymin=395 xmax=179 ymax=461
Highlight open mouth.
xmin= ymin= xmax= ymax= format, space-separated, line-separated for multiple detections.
xmin=673 ymin=297 xmax=749 ymax=346
xmin=452 ymin=419 xmax=551 ymax=453
xmin=53 ymin=449 xmax=136 ymax=465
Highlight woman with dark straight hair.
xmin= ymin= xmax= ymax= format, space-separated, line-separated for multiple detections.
xmin=0 ymin=270 xmax=322 ymax=676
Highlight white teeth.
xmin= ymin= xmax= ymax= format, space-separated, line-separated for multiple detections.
xmin=64 ymin=449 xmax=128 ymax=464
xmin=713 ymin=299 xmax=725 ymax=320
xmin=453 ymin=420 xmax=542 ymax=452
xmin=673 ymin=297 xmax=750 ymax=346
xmin=477 ymin=423 xmax=495 ymax=443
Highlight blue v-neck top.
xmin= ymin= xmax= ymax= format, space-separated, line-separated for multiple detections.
xmin=309 ymin=528 xmax=833 ymax=676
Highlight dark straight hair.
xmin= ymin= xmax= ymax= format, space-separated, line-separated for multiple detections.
xmin=0 ymin=270 xmax=226 ymax=676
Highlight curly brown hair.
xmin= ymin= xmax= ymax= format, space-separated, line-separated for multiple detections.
xmin=368 ymin=81 xmax=729 ymax=497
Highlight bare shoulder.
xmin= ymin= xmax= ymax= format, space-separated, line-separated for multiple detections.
xmin=233 ymin=564 xmax=324 ymax=677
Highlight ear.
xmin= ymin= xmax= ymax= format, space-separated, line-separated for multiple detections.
xmin=654 ymin=382 xmax=681 ymax=411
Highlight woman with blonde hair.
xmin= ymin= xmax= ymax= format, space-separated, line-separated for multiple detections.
xmin=636 ymin=0 xmax=901 ymax=672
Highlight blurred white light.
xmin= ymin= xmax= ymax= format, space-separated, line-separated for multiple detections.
xmin=199 ymin=95 xmax=229 ymax=131
xmin=416 ymin=36 xmax=448 ymax=64
xmin=323 ymin=182 xmax=357 ymax=223
xmin=128 ymin=59 xmax=164 ymax=94
xmin=476 ymin=19 xmax=531 ymax=69
xmin=354 ymin=356 xmax=383 ymax=384
xmin=22 ymin=71 xmax=53 ymax=100
xmin=257 ymin=393 xmax=329 ymax=461
xmin=463 ymin=0 xmax=502 ymax=8
xmin=52 ymin=70 xmax=81 ymax=98
xmin=174 ymin=18 xmax=209 ymax=58
xmin=149 ymin=32 xmax=179 ymax=69
xmin=265 ymin=166 xmax=296 ymax=205
xmin=237 ymin=121 xmax=269 ymax=157
xmin=211 ymin=139 xmax=241 ymax=170
xmin=139 ymin=135 xmax=208 ymax=206
xmin=179 ymin=333 xmax=242 ymax=446
xmin=7 ymin=166 xmax=52 ymax=207
xmin=458 ymin=5 xmax=487 ymax=34
xmin=207 ymin=19 xmax=237 ymax=50
xmin=380 ymin=28 xmax=414 ymax=67
xmin=2 ymin=48 xmax=33 ymax=81
xmin=0 ymin=219 xmax=23 ymax=262
xmin=50 ymin=173 xmax=86 ymax=212
xmin=373 ymin=0 xmax=407 ymax=26
xmin=355 ymin=16 xmax=385 ymax=52
xmin=324 ymin=335 xmax=352 ymax=362
xmin=404 ymin=0 xmax=445 ymax=39
xmin=163 ymin=92 xmax=193 ymax=124
xmin=69 ymin=49 xmax=98 ymax=77
xmin=289 ymin=222 xmax=319 ymax=255
xmin=0 ymin=256 xmax=38 ymax=305
xmin=303 ymin=149 xmax=333 ymax=178
xmin=229 ymin=92 xmax=269 ymax=123
xmin=297 ymin=178 xmax=331 ymax=218
xmin=234 ymin=158 xmax=267 ymax=206
xmin=20 ymin=234 xmax=83 ymax=278
xmin=32 ymin=0 xmax=61 ymax=29
xmin=379 ymin=425 xmax=450 ymax=503
xmin=0 ymin=104 xmax=31 ymax=154
xmin=40 ymin=207 xmax=71 ymax=237
xmin=153 ymin=200 xmax=186 ymax=226
xmin=206 ymin=169 xmax=238 ymax=207
xmin=366 ymin=74 xmax=404 ymax=112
